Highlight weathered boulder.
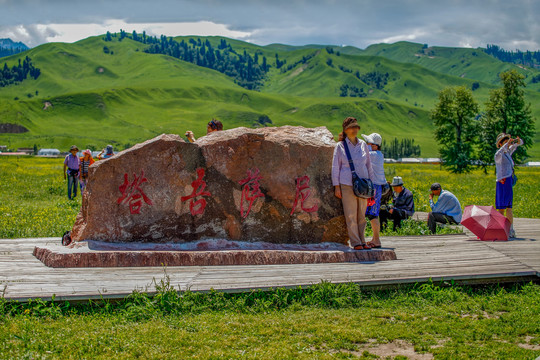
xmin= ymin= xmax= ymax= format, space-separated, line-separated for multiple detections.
xmin=71 ymin=126 xmax=348 ymax=244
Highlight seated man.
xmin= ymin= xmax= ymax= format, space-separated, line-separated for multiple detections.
xmin=379 ymin=176 xmax=415 ymax=231
xmin=427 ymin=183 xmax=462 ymax=234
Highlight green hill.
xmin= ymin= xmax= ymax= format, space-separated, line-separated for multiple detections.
xmin=0 ymin=35 xmax=538 ymax=160
xmin=361 ymin=41 xmax=540 ymax=90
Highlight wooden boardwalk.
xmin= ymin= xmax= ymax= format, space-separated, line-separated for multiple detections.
xmin=1 ymin=216 xmax=539 ymax=302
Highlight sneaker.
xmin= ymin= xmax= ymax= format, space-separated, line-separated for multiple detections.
xmin=509 ymin=229 xmax=516 ymax=238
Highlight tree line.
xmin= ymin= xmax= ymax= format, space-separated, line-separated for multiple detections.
xmin=105 ymin=30 xmax=269 ymax=90
xmin=381 ymin=138 xmax=421 ymax=160
xmin=0 ymin=56 xmax=41 ymax=87
xmin=338 ymin=64 xmax=390 ymax=94
xmin=431 ymin=70 xmax=535 ymax=173
xmin=485 ymin=44 xmax=540 ymax=68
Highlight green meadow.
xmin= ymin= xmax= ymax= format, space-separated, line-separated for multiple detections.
xmin=1 ymin=156 xmax=538 ymax=239
xmin=1 ymin=279 xmax=539 ymax=359
xmin=0 ymin=35 xmax=539 ymax=159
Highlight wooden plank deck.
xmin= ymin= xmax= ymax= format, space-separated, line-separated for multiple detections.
xmin=1 ymin=217 xmax=539 ymax=302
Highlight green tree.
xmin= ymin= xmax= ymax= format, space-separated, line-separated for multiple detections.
xmin=478 ymin=70 xmax=535 ymax=167
xmin=431 ymin=86 xmax=479 ymax=173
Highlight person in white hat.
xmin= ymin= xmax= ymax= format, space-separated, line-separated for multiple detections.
xmin=361 ymin=133 xmax=386 ymax=248
xmin=379 ymin=176 xmax=415 ymax=231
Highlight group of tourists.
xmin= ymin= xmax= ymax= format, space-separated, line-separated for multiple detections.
xmin=63 ymin=145 xmax=114 ymax=200
xmin=331 ymin=117 xmax=522 ymax=250
xmin=64 ymin=116 xmax=522 ymax=244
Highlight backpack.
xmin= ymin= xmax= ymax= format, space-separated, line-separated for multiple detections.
xmin=62 ymin=231 xmax=72 ymax=246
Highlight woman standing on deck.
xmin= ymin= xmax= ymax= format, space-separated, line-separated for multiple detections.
xmin=332 ymin=117 xmax=375 ymax=250
xmin=495 ymin=133 xmax=523 ymax=238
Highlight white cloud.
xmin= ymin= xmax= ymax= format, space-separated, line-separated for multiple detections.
xmin=0 ymin=1 xmax=539 ymax=51
xmin=0 ymin=20 xmax=252 ymax=47
xmin=377 ymin=30 xmax=429 ymax=45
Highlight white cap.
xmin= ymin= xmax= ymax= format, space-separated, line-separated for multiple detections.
xmin=361 ymin=133 xmax=382 ymax=146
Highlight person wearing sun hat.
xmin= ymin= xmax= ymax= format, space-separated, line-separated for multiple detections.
xmin=332 ymin=117 xmax=375 ymax=250
xmin=361 ymin=132 xmax=386 ymax=248
xmin=379 ymin=176 xmax=414 ymax=231
xmin=63 ymin=145 xmax=80 ymax=200
xmin=495 ymin=132 xmax=523 ymax=238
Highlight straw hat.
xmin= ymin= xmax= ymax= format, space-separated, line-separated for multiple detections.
xmin=496 ymin=133 xmax=510 ymax=147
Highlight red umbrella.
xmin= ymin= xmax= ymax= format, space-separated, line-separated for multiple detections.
xmin=461 ymin=205 xmax=511 ymax=241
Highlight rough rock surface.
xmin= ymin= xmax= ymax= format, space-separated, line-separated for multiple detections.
xmin=71 ymin=126 xmax=350 ymax=244
xmin=33 ymin=243 xmax=397 ymax=268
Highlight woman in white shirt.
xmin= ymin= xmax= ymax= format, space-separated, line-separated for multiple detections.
xmin=495 ymin=132 xmax=523 ymax=238
xmin=332 ymin=117 xmax=375 ymax=250
xmin=362 ymin=133 xmax=386 ymax=248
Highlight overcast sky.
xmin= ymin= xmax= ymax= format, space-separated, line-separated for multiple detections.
xmin=1 ymin=0 xmax=539 ymax=51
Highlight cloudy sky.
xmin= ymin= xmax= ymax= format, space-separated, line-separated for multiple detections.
xmin=1 ymin=0 xmax=539 ymax=51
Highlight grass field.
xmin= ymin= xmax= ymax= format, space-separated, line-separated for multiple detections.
xmin=1 ymin=156 xmax=538 ymax=239
xmin=1 ymin=279 xmax=539 ymax=359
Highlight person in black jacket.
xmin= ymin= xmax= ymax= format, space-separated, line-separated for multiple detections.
xmin=379 ymin=176 xmax=415 ymax=231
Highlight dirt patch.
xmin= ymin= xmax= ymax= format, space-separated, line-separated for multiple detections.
xmin=0 ymin=123 xmax=29 ymax=133
xmin=355 ymin=339 xmax=434 ymax=359
xmin=281 ymin=63 xmax=308 ymax=83
xmin=43 ymin=101 xmax=53 ymax=110
xmin=97 ymin=67 xmax=105 ymax=73
xmin=517 ymin=336 xmax=540 ymax=350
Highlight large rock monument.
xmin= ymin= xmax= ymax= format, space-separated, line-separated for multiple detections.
xmin=34 ymin=126 xmax=397 ymax=267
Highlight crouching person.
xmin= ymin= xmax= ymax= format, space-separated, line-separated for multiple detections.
xmin=379 ymin=176 xmax=415 ymax=231
xmin=427 ymin=183 xmax=462 ymax=234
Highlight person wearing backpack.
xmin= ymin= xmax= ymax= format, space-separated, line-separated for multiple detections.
xmin=332 ymin=117 xmax=375 ymax=250
xmin=63 ymin=145 xmax=80 ymax=200
xmin=362 ymin=133 xmax=387 ymax=248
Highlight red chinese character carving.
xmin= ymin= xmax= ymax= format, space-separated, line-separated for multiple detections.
xmin=290 ymin=175 xmax=319 ymax=215
xmin=117 ymin=170 xmax=153 ymax=214
xmin=181 ymin=168 xmax=212 ymax=216
xmin=238 ymin=168 xmax=265 ymax=219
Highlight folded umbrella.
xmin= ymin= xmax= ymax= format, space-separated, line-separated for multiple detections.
xmin=461 ymin=205 xmax=511 ymax=241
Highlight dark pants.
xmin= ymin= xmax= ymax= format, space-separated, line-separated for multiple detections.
xmin=67 ymin=170 xmax=78 ymax=200
xmin=379 ymin=208 xmax=409 ymax=231
xmin=428 ymin=212 xmax=458 ymax=234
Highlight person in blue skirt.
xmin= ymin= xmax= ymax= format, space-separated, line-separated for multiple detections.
xmin=495 ymin=133 xmax=523 ymax=238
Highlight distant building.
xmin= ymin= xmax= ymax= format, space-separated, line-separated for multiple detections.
xmin=38 ymin=148 xmax=61 ymax=156
xmin=525 ymin=162 xmax=540 ymax=167
xmin=399 ymin=158 xmax=422 ymax=163
xmin=423 ymin=158 xmax=442 ymax=164
xmin=16 ymin=147 xmax=34 ymax=155
xmin=0 ymin=145 xmax=7 ymax=152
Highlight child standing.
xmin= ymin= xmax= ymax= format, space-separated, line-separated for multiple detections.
xmin=79 ymin=149 xmax=95 ymax=192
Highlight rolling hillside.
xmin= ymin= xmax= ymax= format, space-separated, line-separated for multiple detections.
xmin=0 ymin=34 xmax=538 ymax=159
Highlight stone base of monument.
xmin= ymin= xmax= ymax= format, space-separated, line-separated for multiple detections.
xmin=33 ymin=239 xmax=397 ymax=268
